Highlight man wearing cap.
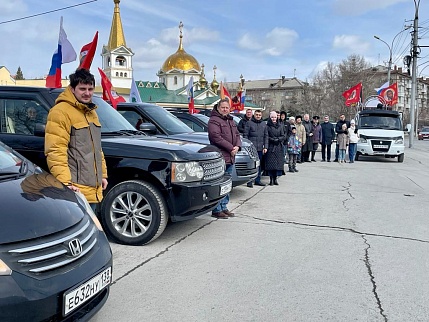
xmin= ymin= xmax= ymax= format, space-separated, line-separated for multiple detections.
xmin=310 ymin=116 xmax=322 ymax=162
xmin=320 ymin=115 xmax=335 ymax=162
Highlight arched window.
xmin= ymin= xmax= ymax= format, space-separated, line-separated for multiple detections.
xmin=116 ymin=72 xmax=119 ymax=77
xmin=124 ymin=73 xmax=127 ymax=77
xmin=107 ymin=57 xmax=111 ymax=67
xmin=115 ymin=56 xmax=126 ymax=67
xmin=120 ymin=72 xmax=123 ymax=77
xmin=174 ymin=76 xmax=178 ymax=85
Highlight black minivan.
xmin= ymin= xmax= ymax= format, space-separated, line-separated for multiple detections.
xmin=0 ymin=142 xmax=112 ymax=321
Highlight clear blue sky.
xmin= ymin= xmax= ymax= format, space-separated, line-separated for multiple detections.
xmin=1 ymin=0 xmax=428 ymax=84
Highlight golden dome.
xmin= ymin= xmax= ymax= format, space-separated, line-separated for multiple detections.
xmin=161 ymin=22 xmax=201 ymax=72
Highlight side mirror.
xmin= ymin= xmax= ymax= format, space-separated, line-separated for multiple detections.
xmin=34 ymin=123 xmax=46 ymax=137
xmin=138 ymin=122 xmax=157 ymax=135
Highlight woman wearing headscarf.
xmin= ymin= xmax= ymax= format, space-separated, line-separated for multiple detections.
xmin=264 ymin=111 xmax=286 ymax=185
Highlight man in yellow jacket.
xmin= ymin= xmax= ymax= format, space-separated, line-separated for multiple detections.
xmin=45 ymin=69 xmax=108 ymax=210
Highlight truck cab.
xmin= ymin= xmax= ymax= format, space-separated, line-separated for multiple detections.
xmin=356 ymin=109 xmax=405 ymax=162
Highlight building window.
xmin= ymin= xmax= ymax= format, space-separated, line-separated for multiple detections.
xmin=116 ymin=72 xmax=119 ymax=77
xmin=120 ymin=72 xmax=123 ymax=77
xmin=174 ymin=76 xmax=178 ymax=85
xmin=124 ymin=73 xmax=127 ymax=77
xmin=115 ymin=56 xmax=126 ymax=67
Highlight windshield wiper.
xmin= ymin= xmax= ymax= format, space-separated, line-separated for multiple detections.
xmin=102 ymin=130 xmax=140 ymax=136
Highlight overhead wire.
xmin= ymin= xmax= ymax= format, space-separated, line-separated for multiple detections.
xmin=0 ymin=0 xmax=97 ymax=25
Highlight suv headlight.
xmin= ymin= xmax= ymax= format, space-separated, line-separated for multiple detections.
xmin=75 ymin=191 xmax=104 ymax=231
xmin=359 ymin=137 xmax=367 ymax=143
xmin=394 ymin=138 xmax=403 ymax=144
xmin=172 ymin=161 xmax=204 ymax=182
xmin=0 ymin=259 xmax=12 ymax=276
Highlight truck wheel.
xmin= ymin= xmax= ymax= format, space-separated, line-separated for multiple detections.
xmin=398 ymin=154 xmax=405 ymax=163
xmin=100 ymin=180 xmax=168 ymax=245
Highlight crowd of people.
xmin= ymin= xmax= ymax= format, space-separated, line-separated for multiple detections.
xmin=238 ymin=109 xmax=359 ymax=183
xmin=207 ymin=101 xmax=358 ymax=218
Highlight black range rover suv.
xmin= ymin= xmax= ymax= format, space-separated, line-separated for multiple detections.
xmin=0 ymin=86 xmax=231 ymax=245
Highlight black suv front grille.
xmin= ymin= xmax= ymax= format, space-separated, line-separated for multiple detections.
xmin=0 ymin=216 xmax=98 ymax=279
xmin=200 ymin=158 xmax=225 ymax=181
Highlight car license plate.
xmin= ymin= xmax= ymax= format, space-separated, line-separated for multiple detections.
xmin=64 ymin=267 xmax=111 ymax=315
xmin=220 ymin=180 xmax=232 ymax=196
xmin=373 ymin=145 xmax=388 ymax=149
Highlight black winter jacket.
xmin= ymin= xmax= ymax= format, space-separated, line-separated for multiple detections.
xmin=244 ymin=117 xmax=267 ymax=151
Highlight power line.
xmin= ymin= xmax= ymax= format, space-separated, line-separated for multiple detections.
xmin=0 ymin=0 xmax=97 ymax=25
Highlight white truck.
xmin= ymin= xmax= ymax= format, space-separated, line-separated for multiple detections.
xmin=356 ymin=109 xmax=405 ymax=162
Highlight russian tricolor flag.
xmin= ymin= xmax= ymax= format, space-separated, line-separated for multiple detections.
xmin=46 ymin=17 xmax=77 ymax=88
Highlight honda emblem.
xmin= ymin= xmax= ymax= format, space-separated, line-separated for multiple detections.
xmin=68 ymin=239 xmax=83 ymax=257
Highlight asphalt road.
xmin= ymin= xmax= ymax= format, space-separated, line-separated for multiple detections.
xmin=92 ymin=141 xmax=429 ymax=322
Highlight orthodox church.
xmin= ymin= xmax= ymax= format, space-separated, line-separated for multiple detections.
xmin=102 ymin=0 xmax=248 ymax=110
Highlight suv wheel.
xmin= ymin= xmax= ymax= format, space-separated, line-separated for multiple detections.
xmin=398 ymin=153 xmax=405 ymax=163
xmin=355 ymin=152 xmax=360 ymax=161
xmin=101 ymin=180 xmax=168 ymax=245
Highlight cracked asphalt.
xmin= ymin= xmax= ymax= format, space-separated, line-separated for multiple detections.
xmin=93 ymin=141 xmax=429 ymax=322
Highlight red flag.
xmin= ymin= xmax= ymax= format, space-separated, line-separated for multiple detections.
xmin=231 ymin=91 xmax=242 ymax=111
xmin=79 ymin=32 xmax=98 ymax=70
xmin=342 ymin=83 xmax=362 ymax=106
xmin=219 ymin=82 xmax=232 ymax=106
xmin=98 ymin=68 xmax=125 ymax=109
xmin=380 ymin=82 xmax=398 ymax=106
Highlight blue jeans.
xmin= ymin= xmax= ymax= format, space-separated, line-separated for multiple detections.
xmin=89 ymin=203 xmax=97 ymax=212
xmin=213 ymin=164 xmax=233 ymax=213
xmin=348 ymin=143 xmax=357 ymax=161
xmin=338 ymin=149 xmax=346 ymax=161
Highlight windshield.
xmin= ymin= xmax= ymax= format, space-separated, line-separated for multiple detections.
xmin=358 ymin=115 xmax=402 ymax=130
xmin=141 ymin=105 xmax=194 ymax=134
xmin=91 ymin=96 xmax=137 ymax=132
xmin=194 ymin=114 xmax=210 ymax=124
xmin=0 ymin=144 xmax=23 ymax=174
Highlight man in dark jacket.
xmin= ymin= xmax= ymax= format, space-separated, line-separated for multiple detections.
xmin=301 ymin=113 xmax=313 ymax=162
xmin=320 ymin=115 xmax=335 ymax=162
xmin=244 ymin=109 xmax=267 ymax=187
xmin=334 ymin=114 xmax=350 ymax=162
xmin=237 ymin=109 xmax=253 ymax=134
xmin=208 ymin=98 xmax=242 ymax=218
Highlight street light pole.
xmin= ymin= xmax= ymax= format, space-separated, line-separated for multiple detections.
xmin=409 ymin=0 xmax=420 ymax=148
xmin=374 ymin=26 xmax=411 ymax=85
xmin=373 ymin=36 xmax=392 ymax=84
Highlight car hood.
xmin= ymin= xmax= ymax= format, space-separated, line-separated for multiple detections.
xmin=157 ymin=132 xmax=254 ymax=147
xmin=0 ymin=172 xmax=85 ymax=244
xmin=101 ymin=135 xmax=222 ymax=162
xmin=358 ymin=129 xmax=404 ymax=140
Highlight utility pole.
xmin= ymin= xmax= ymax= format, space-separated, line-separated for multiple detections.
xmin=409 ymin=0 xmax=420 ymax=148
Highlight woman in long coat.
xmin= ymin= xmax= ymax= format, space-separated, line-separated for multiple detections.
xmin=264 ymin=111 xmax=286 ymax=185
